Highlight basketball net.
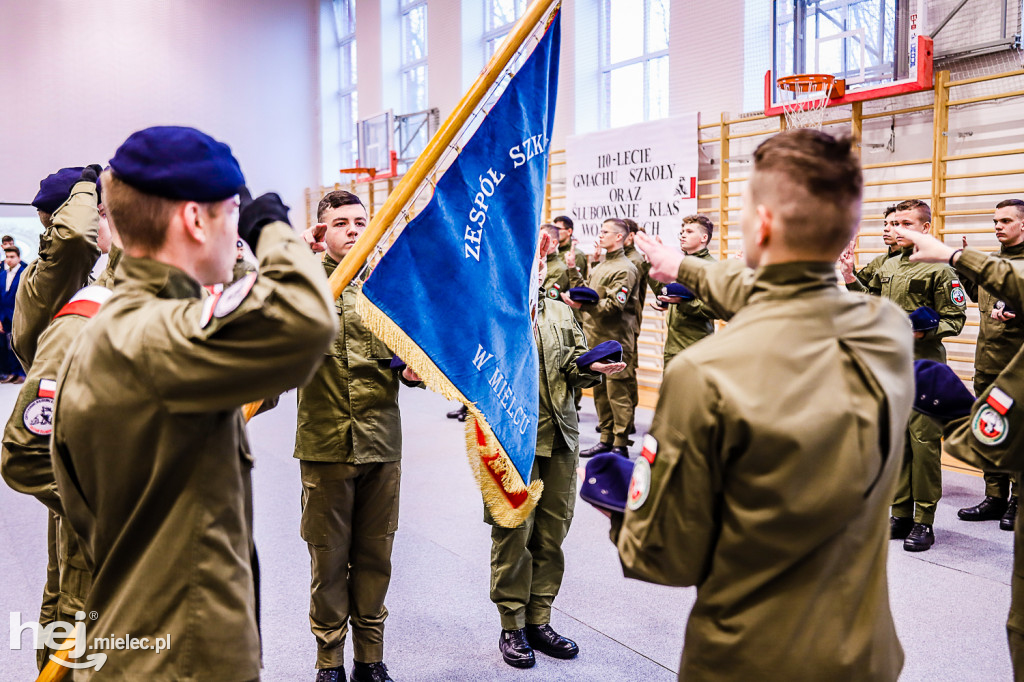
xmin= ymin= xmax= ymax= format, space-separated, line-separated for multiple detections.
xmin=777 ymin=74 xmax=835 ymax=130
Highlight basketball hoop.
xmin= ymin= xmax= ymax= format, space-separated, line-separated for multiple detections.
xmin=776 ymin=74 xmax=841 ymax=130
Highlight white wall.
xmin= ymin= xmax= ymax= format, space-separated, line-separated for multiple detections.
xmin=0 ymin=0 xmax=319 ymax=227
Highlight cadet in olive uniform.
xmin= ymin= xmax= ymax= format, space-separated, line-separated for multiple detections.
xmin=861 ymin=199 xmax=966 ymax=551
xmin=51 ymin=127 xmax=338 ymax=681
xmin=232 ymin=238 xmax=257 ymax=282
xmin=614 ymin=130 xmax=913 ymax=682
xmin=563 ymin=218 xmax=638 ymax=457
xmin=956 ymin=198 xmax=1024 ymax=529
xmin=554 ymin=215 xmax=588 ymax=281
xmin=650 ymin=215 xmax=718 ymax=368
xmin=296 ymin=190 xmax=421 ymax=682
xmin=492 ymin=233 xmax=623 ymax=669
xmin=1 ymin=178 xmax=121 ymax=670
xmin=622 ymin=220 xmax=650 ymax=431
xmin=891 ymin=224 xmax=1024 ymax=681
xmin=16 ymin=167 xmax=103 ymax=370
xmin=540 ymin=223 xmax=569 ymax=302
xmin=842 ymin=204 xmax=899 ymax=290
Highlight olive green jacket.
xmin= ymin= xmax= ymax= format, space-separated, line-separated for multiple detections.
xmin=624 ymin=244 xmax=651 ymax=333
xmin=864 ymin=246 xmax=967 ymax=362
xmin=846 ymin=248 xmax=897 ymax=292
xmin=51 ymin=222 xmax=337 ymax=681
xmin=939 ymin=248 xmax=1024 ymax=640
xmin=14 ymin=180 xmax=102 ymax=370
xmin=615 ymin=258 xmax=913 ymax=681
xmin=962 ymin=240 xmax=1024 ymax=376
xmin=1 ymin=247 xmax=122 ymax=515
xmin=558 ymin=241 xmax=588 ymax=281
xmin=568 ymin=247 xmax=638 ymax=348
xmin=654 ymin=248 xmax=717 ymax=363
xmin=542 ymin=251 xmax=570 ymax=303
xmin=535 ymin=297 xmax=601 ymax=457
xmin=294 ymin=254 xmax=417 ymax=464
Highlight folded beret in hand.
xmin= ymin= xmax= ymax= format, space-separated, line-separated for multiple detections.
xmin=914 ymin=359 xmax=976 ymax=421
xmin=581 ymin=453 xmax=635 ymax=513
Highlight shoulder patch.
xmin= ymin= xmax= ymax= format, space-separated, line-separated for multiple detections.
xmin=53 ymin=285 xmax=114 ymax=320
xmin=951 ymin=279 xmax=966 ymax=306
xmin=203 ymin=271 xmax=257 ymax=328
xmin=972 ymin=405 xmax=1008 ymax=446
xmin=615 ymin=290 xmax=628 ymax=304
xmin=627 ymin=457 xmax=652 ymax=511
xmin=23 ymin=397 xmax=53 ymax=436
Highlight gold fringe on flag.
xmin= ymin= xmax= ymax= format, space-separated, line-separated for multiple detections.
xmin=357 ymin=292 xmax=542 ymax=528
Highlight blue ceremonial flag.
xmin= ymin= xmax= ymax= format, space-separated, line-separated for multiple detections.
xmin=358 ymin=11 xmax=560 ymax=527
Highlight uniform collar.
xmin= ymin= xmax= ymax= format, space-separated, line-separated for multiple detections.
xmin=624 ymin=244 xmax=636 ymax=256
xmin=689 ymin=247 xmax=711 ymax=259
xmin=605 ymin=247 xmax=625 ymax=260
xmin=1001 ymin=240 xmax=1024 ymax=257
xmin=899 ymin=245 xmax=915 ymax=259
xmin=115 ymin=255 xmax=202 ymax=299
xmin=748 ymin=261 xmax=839 ymax=303
xmin=557 ymin=241 xmax=573 ymax=253
xmin=545 ymin=251 xmax=560 ymax=264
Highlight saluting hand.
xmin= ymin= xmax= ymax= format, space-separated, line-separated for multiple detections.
xmin=590 ymin=360 xmax=626 ymax=376
xmin=302 ymin=223 xmax=328 ymax=253
xmin=633 ymin=231 xmax=682 ymax=283
xmin=564 ymin=244 xmax=576 ymax=269
xmin=838 ymin=248 xmax=857 ymax=283
xmin=891 ymin=226 xmax=958 ymax=264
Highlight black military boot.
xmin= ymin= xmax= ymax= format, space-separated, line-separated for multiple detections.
xmin=580 ymin=442 xmax=613 ymax=458
xmin=1001 ymin=497 xmax=1018 ymax=531
xmin=446 ymin=405 xmax=467 ymax=420
xmin=499 ymin=628 xmax=535 ymax=668
xmin=315 ymin=667 xmax=345 ymax=682
xmin=525 ymin=624 xmax=579 ymax=659
xmin=957 ymin=496 xmax=1008 ymax=521
xmin=610 ymin=446 xmax=629 ymax=458
xmin=889 ymin=516 xmax=914 ymax=540
xmin=595 ymin=425 xmax=601 ymax=433
xmin=351 ymin=661 xmax=392 ymax=682
xmin=903 ymin=523 xmax=935 ymax=552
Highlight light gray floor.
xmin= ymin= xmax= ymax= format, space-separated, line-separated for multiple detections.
xmin=0 ymin=384 xmax=1014 ymax=681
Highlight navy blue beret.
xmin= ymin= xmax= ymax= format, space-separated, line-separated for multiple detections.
xmin=109 ymin=126 xmax=244 ymax=202
xmin=909 ymin=306 xmax=940 ymax=332
xmin=581 ymin=453 xmax=634 ymax=512
xmin=576 ymin=340 xmax=623 ymax=368
xmin=914 ymin=359 xmax=975 ymax=421
xmin=389 ymin=356 xmax=407 ymax=372
xmin=567 ymin=286 xmax=599 ymax=303
xmin=32 ymin=167 xmax=84 ymax=214
xmin=664 ymin=282 xmax=695 ymax=301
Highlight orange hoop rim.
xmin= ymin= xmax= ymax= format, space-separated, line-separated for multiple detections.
xmin=776 ymin=73 xmax=836 ymax=93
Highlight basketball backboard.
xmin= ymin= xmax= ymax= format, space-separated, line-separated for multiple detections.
xmin=764 ymin=0 xmax=933 ymax=116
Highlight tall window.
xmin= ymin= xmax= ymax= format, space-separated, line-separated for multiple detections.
xmin=336 ymin=0 xmax=357 ymax=169
xmin=401 ymin=0 xmax=428 ymax=113
xmin=484 ymin=0 xmax=526 ymax=59
xmin=601 ymin=0 xmax=669 ymax=129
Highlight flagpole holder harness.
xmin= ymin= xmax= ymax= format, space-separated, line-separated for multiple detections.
xmin=776 ymin=74 xmax=843 ymax=130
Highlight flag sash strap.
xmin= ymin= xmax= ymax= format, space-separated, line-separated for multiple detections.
xmin=358 ymin=12 xmax=561 ymax=528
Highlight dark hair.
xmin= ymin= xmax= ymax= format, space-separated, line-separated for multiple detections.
xmin=882 ymin=204 xmax=897 ymax=219
xmin=603 ymin=218 xmax=630 ymax=237
xmin=317 ymin=190 xmax=364 ymax=222
xmin=1 ymin=235 xmax=13 ymax=243
xmin=553 ymin=215 xmax=574 ymax=231
xmin=751 ymin=129 xmax=862 ymax=255
xmin=682 ymin=214 xmax=714 ymax=241
xmin=539 ymin=223 xmax=560 ymax=240
xmin=4 ymin=246 xmax=20 ymax=257
xmin=623 ymin=218 xmax=640 ymax=234
xmin=996 ymin=199 xmax=1024 ymax=218
xmin=894 ymin=199 xmax=931 ymax=223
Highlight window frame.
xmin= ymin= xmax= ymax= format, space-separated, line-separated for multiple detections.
xmin=483 ymin=0 xmax=527 ymax=60
xmin=400 ymin=0 xmax=429 ymax=113
xmin=599 ymin=0 xmax=671 ymax=129
xmin=334 ymin=0 xmax=358 ymax=169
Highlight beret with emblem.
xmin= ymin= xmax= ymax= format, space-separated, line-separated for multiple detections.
xmin=913 ymin=359 xmax=975 ymax=421
xmin=664 ymin=282 xmax=695 ymax=301
xmin=109 ymin=126 xmax=245 ymax=202
xmin=581 ymin=453 xmax=634 ymax=512
xmin=909 ymin=306 xmax=940 ymax=333
xmin=567 ymin=286 xmax=599 ymax=303
xmin=32 ymin=167 xmax=85 ymax=214
xmin=575 ymin=340 xmax=623 ymax=368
